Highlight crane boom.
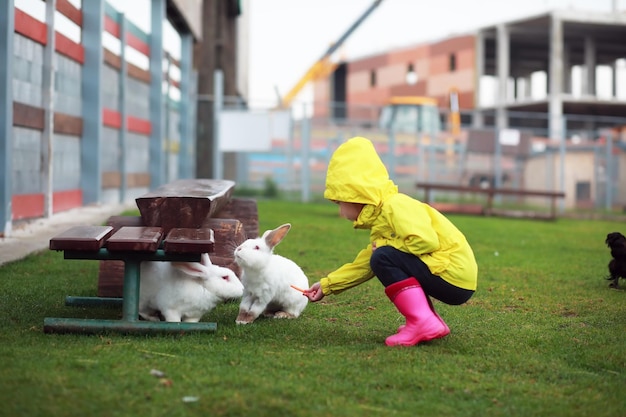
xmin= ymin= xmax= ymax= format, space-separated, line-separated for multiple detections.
xmin=279 ymin=0 xmax=384 ymax=108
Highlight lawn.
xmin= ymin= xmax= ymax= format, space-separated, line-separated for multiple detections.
xmin=0 ymin=199 xmax=624 ymax=417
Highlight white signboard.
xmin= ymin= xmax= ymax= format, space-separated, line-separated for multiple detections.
xmin=218 ymin=111 xmax=271 ymax=152
xmin=218 ymin=110 xmax=291 ymax=152
xmin=499 ymin=128 xmax=520 ymax=146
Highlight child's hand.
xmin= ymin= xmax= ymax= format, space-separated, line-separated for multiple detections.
xmin=305 ymin=282 xmax=324 ymax=302
xmin=372 ymin=241 xmax=377 ymax=251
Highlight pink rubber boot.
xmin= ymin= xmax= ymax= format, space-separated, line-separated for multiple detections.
xmin=385 ymin=278 xmax=450 ymax=346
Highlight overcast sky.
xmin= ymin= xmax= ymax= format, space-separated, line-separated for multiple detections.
xmin=247 ymin=0 xmax=624 ymax=107
xmin=14 ymin=0 xmax=625 ymax=107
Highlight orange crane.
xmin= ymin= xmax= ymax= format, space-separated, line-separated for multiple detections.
xmin=278 ymin=0 xmax=384 ymax=108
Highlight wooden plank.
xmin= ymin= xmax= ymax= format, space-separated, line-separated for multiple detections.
xmin=163 ymin=228 xmax=215 ymax=253
xmin=136 ymin=179 xmax=235 ymax=233
xmin=428 ymin=202 xmax=484 ymax=215
xmin=416 ymin=182 xmax=565 ymax=198
xmin=105 ymin=226 xmax=163 ymax=252
xmin=50 ymin=225 xmax=114 ymax=251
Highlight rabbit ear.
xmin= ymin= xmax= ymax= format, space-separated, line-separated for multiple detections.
xmin=172 ymin=262 xmax=207 ymax=279
xmin=200 ymin=253 xmax=212 ymax=266
xmin=264 ymin=223 xmax=291 ymax=249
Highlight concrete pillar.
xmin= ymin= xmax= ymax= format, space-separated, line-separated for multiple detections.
xmin=584 ymin=36 xmax=596 ymax=96
xmin=549 ymin=14 xmax=564 ymax=141
xmin=562 ymin=45 xmax=571 ymax=95
xmin=611 ymin=60 xmax=618 ymax=99
xmin=0 ymin=0 xmax=14 ymax=236
xmin=150 ymin=0 xmax=166 ymax=188
xmin=496 ymin=24 xmax=509 ymax=130
xmin=81 ymin=0 xmax=105 ymax=204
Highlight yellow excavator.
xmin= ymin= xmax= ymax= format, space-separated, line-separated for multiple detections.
xmin=278 ymin=0 xmax=384 ymax=109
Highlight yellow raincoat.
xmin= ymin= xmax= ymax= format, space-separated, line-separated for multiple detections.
xmin=320 ymin=137 xmax=477 ymax=295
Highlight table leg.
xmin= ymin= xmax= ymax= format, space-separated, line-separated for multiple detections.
xmin=122 ymin=260 xmax=141 ymax=322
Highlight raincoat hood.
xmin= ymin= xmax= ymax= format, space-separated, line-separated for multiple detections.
xmin=324 ymin=137 xmax=398 ymax=206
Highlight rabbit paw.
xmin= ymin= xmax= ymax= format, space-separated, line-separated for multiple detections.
xmin=236 ymin=310 xmax=256 ymax=324
xmin=274 ymin=311 xmax=297 ymax=319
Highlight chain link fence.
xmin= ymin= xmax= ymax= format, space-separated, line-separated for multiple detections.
xmin=228 ymin=101 xmax=626 ymax=214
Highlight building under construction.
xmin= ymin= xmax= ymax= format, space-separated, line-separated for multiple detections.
xmin=307 ymin=7 xmax=626 ymax=211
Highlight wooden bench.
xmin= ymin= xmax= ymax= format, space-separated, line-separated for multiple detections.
xmin=46 ymin=179 xmax=259 ymax=335
xmin=416 ymin=182 xmax=566 ymax=220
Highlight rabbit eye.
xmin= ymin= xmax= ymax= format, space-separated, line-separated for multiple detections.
xmin=221 ymin=275 xmax=229 ymax=281
xmin=254 ymin=245 xmax=260 ymax=250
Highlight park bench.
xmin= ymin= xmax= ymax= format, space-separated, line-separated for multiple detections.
xmin=45 ymin=179 xmax=258 ymax=335
xmin=416 ymin=182 xmax=566 ymax=220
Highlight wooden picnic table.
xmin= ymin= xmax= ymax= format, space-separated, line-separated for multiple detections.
xmin=44 ymin=179 xmax=258 ymax=335
xmin=45 ymin=225 xmax=215 ymax=334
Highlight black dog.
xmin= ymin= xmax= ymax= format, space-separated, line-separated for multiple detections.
xmin=605 ymin=232 xmax=626 ymax=288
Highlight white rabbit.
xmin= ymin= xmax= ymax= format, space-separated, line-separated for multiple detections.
xmin=234 ymin=223 xmax=309 ymax=324
xmin=139 ymin=253 xmax=244 ymax=322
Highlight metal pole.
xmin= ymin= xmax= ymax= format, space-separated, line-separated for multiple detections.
xmin=0 ymin=0 xmax=14 ymax=236
xmin=42 ymin=0 xmax=56 ymax=218
xmin=213 ymin=69 xmax=224 ymax=179
xmin=179 ymin=33 xmax=193 ymax=179
xmin=388 ymin=129 xmax=396 ymax=182
xmin=81 ymin=0 xmax=104 ymax=204
xmin=119 ymin=14 xmax=128 ymax=202
xmin=605 ymin=129 xmax=614 ymax=210
xmin=558 ymin=116 xmax=566 ymax=213
xmin=301 ymin=103 xmax=311 ymax=202
xmin=149 ymin=0 xmax=165 ymax=188
xmin=494 ymin=127 xmax=502 ymax=189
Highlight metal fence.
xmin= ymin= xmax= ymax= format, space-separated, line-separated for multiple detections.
xmin=229 ymin=101 xmax=626 ymax=213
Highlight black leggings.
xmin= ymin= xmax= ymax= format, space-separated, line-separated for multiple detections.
xmin=370 ymin=246 xmax=474 ymax=305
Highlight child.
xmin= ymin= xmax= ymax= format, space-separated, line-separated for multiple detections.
xmin=304 ymin=137 xmax=477 ymax=346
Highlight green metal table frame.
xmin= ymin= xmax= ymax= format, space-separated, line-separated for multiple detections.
xmin=43 ymin=248 xmax=217 ymax=335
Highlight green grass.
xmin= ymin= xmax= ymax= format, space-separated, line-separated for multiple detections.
xmin=1 ymin=200 xmax=625 ymax=417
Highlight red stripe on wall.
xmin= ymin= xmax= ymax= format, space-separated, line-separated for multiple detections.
xmin=57 ymin=0 xmax=82 ymax=27
xmin=103 ymin=108 xmax=122 ymax=128
xmin=14 ymin=8 xmax=47 ymax=45
xmin=105 ymin=16 xmax=120 ymax=38
xmin=127 ymin=32 xmax=150 ymax=56
xmin=127 ymin=116 xmax=151 ymax=135
xmin=12 ymin=194 xmax=44 ymax=220
xmin=53 ymin=189 xmax=83 ymax=213
xmin=55 ymin=32 xmax=84 ymax=64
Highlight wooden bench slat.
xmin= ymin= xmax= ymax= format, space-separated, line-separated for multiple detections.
xmin=163 ymin=228 xmax=215 ymax=254
xmin=106 ymin=227 xmax=163 ymax=252
xmin=50 ymin=226 xmax=114 ymax=251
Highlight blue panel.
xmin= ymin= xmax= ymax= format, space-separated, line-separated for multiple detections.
xmin=0 ymin=0 xmax=15 ymax=235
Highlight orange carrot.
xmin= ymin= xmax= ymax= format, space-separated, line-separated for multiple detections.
xmin=290 ymin=284 xmax=308 ymax=293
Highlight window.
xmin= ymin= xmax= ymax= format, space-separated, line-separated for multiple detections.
xmin=370 ymin=70 xmax=377 ymax=87
xmin=449 ymin=53 xmax=457 ymax=72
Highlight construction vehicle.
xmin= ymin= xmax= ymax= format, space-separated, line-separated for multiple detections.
xmin=378 ymin=89 xmax=461 ymax=138
xmin=278 ymin=0 xmax=384 ymax=108
xmin=378 ymin=96 xmax=442 ymax=136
